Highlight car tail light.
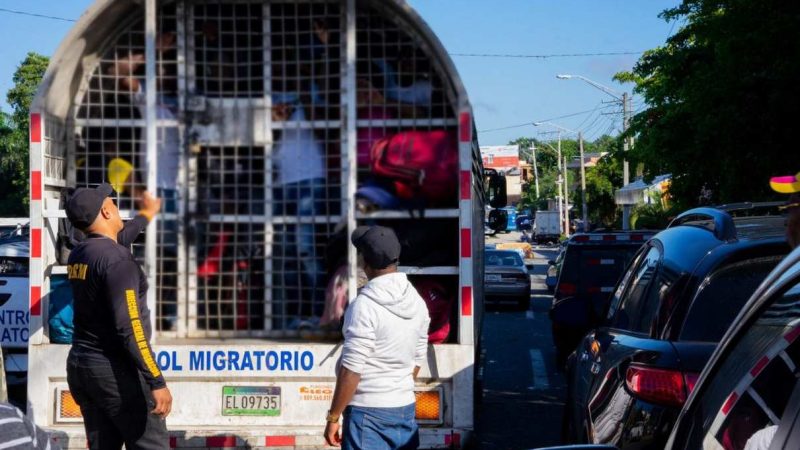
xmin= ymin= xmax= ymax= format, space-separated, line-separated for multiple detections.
xmin=625 ymin=365 xmax=700 ymax=408
xmin=573 ymin=235 xmax=590 ymax=242
xmin=556 ymin=282 xmax=577 ymax=297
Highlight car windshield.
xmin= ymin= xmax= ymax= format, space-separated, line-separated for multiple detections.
xmin=486 ymin=251 xmax=523 ymax=267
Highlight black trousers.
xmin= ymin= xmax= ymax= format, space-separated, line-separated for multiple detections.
xmin=66 ymin=349 xmax=168 ymax=450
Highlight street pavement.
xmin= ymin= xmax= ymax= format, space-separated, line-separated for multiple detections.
xmin=474 ymin=232 xmax=566 ymax=449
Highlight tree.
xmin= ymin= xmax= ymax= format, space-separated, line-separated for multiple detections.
xmin=0 ymin=52 xmax=49 ymax=216
xmin=616 ymin=0 xmax=800 ymax=208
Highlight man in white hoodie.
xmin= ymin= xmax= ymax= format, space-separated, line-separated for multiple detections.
xmin=324 ymin=226 xmax=431 ymax=450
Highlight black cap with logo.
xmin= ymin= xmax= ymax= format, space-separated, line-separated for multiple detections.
xmin=65 ymin=183 xmax=114 ymax=230
xmin=351 ymin=225 xmax=401 ymax=269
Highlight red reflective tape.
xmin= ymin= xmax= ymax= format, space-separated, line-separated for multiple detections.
xmin=460 ymin=229 xmax=471 ymax=258
xmin=445 ymin=432 xmax=462 ymax=448
xmin=603 ymin=235 xmax=617 ymax=241
xmin=460 ymin=170 xmax=471 ymax=200
xmin=31 ymin=170 xmax=42 ymax=201
xmin=461 ymin=286 xmax=473 ymax=316
xmin=169 ymin=437 xmax=177 ymax=449
xmin=785 ymin=326 xmax=800 ymax=343
xmin=30 ymin=113 xmax=41 ymax=143
xmin=459 ymin=112 xmax=472 ymax=143
xmin=30 ymin=228 xmax=41 ymax=258
xmin=265 ymin=436 xmax=295 ymax=446
xmin=30 ymin=286 xmax=41 ymax=316
xmin=751 ymin=356 xmax=771 ymax=377
xmin=206 ymin=436 xmax=236 ymax=448
xmin=722 ymin=392 xmax=738 ymax=416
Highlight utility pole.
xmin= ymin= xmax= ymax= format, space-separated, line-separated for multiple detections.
xmin=531 ymin=143 xmax=540 ymax=199
xmin=563 ymin=155 xmax=570 ymax=237
xmin=622 ymin=91 xmax=632 ymax=230
xmin=579 ymin=132 xmax=588 ymax=232
xmin=556 ymin=132 xmax=564 ymax=236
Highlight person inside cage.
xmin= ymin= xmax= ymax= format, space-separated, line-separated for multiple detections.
xmin=107 ymin=31 xmax=180 ymax=331
xmin=271 ymin=95 xmax=327 ymax=328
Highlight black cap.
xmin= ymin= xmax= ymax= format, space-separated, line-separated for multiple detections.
xmin=65 ymin=183 xmax=114 ymax=230
xmin=351 ymin=226 xmax=401 ymax=269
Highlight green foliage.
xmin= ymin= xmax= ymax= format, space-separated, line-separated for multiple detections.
xmin=584 ymin=153 xmax=623 ymax=227
xmin=631 ymin=193 xmax=680 ymax=230
xmin=0 ymin=52 xmax=49 ymax=216
xmin=616 ymin=0 xmax=800 ymax=208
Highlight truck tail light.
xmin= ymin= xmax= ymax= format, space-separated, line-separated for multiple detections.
xmin=58 ymin=389 xmax=83 ymax=421
xmin=625 ymin=364 xmax=699 ymax=408
xmin=415 ymin=390 xmax=442 ymax=423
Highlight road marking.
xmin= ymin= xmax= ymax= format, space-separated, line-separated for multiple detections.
xmin=529 ymin=349 xmax=550 ymax=390
xmin=526 ymin=310 xmax=534 ymax=320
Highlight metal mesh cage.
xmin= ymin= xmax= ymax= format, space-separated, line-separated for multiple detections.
xmin=70 ymin=0 xmax=462 ymax=338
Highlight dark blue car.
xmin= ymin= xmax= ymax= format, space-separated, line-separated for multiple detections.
xmin=562 ymin=207 xmax=790 ymax=449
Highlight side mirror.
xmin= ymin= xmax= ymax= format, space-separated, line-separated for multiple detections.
xmin=485 ymin=169 xmax=508 ymax=208
xmin=487 ymin=209 xmax=508 ymax=232
xmin=547 ymin=260 xmax=556 ymax=266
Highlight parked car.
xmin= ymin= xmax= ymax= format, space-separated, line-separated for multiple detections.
xmin=0 ymin=228 xmax=31 ymax=410
xmin=484 ymin=249 xmax=532 ymax=310
xmin=546 ymin=243 xmax=567 ymax=293
xmin=663 ymin=245 xmax=800 ymax=449
xmin=550 ymin=231 xmax=655 ymax=368
xmin=561 ymin=208 xmax=790 ymax=449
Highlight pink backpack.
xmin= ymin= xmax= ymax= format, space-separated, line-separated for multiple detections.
xmin=370 ymin=130 xmax=458 ymax=205
xmin=414 ymin=279 xmax=454 ymax=344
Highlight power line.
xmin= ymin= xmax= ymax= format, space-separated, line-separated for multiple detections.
xmin=0 ymin=7 xmax=76 ymax=22
xmin=478 ymin=107 xmax=605 ymax=133
xmin=450 ymin=51 xmax=643 ymax=59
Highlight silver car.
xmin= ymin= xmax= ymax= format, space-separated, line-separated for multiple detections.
xmin=484 ymin=249 xmax=531 ymax=310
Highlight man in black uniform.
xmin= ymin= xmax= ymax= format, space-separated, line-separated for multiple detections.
xmin=64 ymin=183 xmax=172 ymax=450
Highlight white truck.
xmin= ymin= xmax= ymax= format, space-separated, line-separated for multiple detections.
xmin=27 ymin=0 xmax=485 ymax=448
xmin=534 ymin=210 xmax=561 ymax=244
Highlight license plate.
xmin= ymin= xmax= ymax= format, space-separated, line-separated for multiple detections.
xmin=222 ymin=386 xmax=281 ymax=416
xmin=486 ymin=274 xmax=501 ymax=282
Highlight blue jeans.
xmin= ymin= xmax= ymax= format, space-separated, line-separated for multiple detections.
xmin=343 ymin=404 xmax=419 ymax=450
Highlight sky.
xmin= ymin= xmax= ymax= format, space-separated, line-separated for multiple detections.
xmin=0 ymin=0 xmax=678 ymax=145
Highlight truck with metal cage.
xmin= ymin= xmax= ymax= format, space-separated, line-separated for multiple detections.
xmin=27 ymin=0 xmax=485 ymax=448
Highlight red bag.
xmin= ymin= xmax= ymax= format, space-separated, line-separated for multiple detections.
xmin=414 ymin=279 xmax=454 ymax=344
xmin=370 ymin=130 xmax=458 ymax=204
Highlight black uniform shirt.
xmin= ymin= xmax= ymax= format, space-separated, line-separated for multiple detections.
xmin=67 ymin=215 xmax=166 ymax=389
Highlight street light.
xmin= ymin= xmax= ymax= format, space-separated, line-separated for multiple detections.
xmin=556 ymin=74 xmax=622 ymax=100
xmin=557 ymin=73 xmax=634 ymax=230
